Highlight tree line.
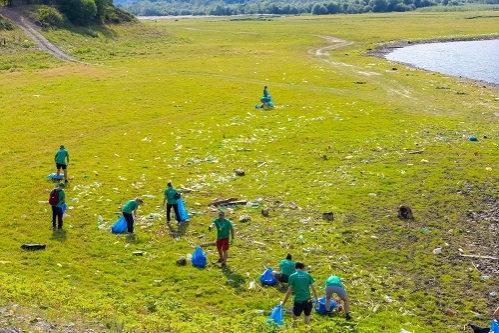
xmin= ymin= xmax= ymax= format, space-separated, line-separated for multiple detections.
xmin=1 ymin=0 xmax=134 ymax=25
xmin=114 ymin=0 xmax=499 ymax=16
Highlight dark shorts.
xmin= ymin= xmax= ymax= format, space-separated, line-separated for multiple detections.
xmin=276 ymin=273 xmax=289 ymax=283
xmin=216 ymin=238 xmax=229 ymax=251
xmin=293 ymin=299 xmax=313 ymax=317
xmin=56 ymin=163 xmax=67 ymax=170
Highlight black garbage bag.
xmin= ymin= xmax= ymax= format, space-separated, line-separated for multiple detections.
xmin=21 ymin=244 xmax=46 ymax=251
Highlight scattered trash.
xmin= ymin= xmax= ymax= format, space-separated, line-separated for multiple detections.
xmin=322 ymin=212 xmax=334 ymax=221
xmin=21 ymin=244 xmax=46 ymax=251
xmin=482 ymin=275 xmax=490 ymax=281
xmin=397 ymin=205 xmax=413 ymax=219
xmin=239 ymin=214 xmax=251 ymax=222
xmin=289 ymin=202 xmax=297 ymax=209
xmin=432 ymin=248 xmax=442 ymax=254
xmin=133 ymin=251 xmax=144 ymax=256
xmin=490 ymin=291 xmax=497 ymax=297
xmin=176 ymin=257 xmax=186 ymax=266
xmin=444 ymin=308 xmax=455 ymax=315
xmin=384 ymin=296 xmax=393 ymax=303
xmin=234 ymin=169 xmax=245 ymax=176
xmin=421 ymin=227 xmax=431 ymax=233
xmin=368 ymin=193 xmax=377 ymax=197
xmin=261 ymin=209 xmax=269 ymax=217
xmin=469 ymin=136 xmax=478 ymax=141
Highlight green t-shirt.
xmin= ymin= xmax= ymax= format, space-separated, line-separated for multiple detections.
xmin=122 ymin=200 xmax=139 ymax=214
xmin=53 ymin=189 xmax=65 ymax=208
xmin=325 ymin=275 xmax=343 ymax=288
xmin=213 ymin=218 xmax=232 ymax=240
xmin=288 ymin=270 xmax=315 ymax=302
xmin=279 ymin=259 xmax=296 ymax=276
xmin=164 ymin=187 xmax=178 ymax=205
xmin=55 ymin=149 xmax=69 ymax=165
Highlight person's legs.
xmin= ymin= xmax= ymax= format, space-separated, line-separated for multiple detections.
xmin=56 ymin=164 xmax=61 ymax=179
xmin=292 ymin=301 xmax=304 ymax=328
xmin=63 ymin=167 xmax=68 ymax=182
xmin=56 ymin=207 xmax=63 ymax=229
xmin=51 ymin=206 xmax=57 ymax=228
xmin=216 ymin=239 xmax=224 ymax=262
xmin=221 ymin=238 xmax=229 ymax=266
xmin=303 ymin=300 xmax=313 ymax=325
xmin=172 ymin=203 xmax=180 ymax=223
xmin=166 ymin=204 xmax=172 ymax=223
xmin=325 ymin=286 xmax=334 ymax=312
xmin=123 ymin=213 xmax=134 ymax=233
xmin=343 ymin=295 xmax=351 ymax=319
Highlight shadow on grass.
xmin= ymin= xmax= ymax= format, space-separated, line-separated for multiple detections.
xmin=221 ymin=264 xmax=247 ymax=291
xmin=50 ymin=228 xmax=66 ymax=242
xmin=166 ymin=221 xmax=189 ymax=238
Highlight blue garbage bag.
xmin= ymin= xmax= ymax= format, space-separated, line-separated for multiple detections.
xmin=267 ymin=304 xmax=283 ymax=327
xmin=175 ymin=198 xmax=189 ymax=222
xmin=61 ymin=203 xmax=67 ymax=214
xmin=315 ymin=296 xmax=337 ymax=314
xmin=111 ymin=216 xmax=127 ymax=234
xmin=491 ymin=319 xmax=499 ymax=333
xmin=260 ymin=267 xmax=278 ymax=286
xmin=47 ymin=173 xmax=63 ymax=180
xmin=192 ymin=246 xmax=207 ymax=268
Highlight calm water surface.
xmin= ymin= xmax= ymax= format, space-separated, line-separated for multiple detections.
xmin=385 ymin=39 xmax=499 ymax=85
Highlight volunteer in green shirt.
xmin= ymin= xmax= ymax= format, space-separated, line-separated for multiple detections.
xmin=325 ymin=275 xmax=352 ymax=320
xmin=208 ymin=211 xmax=235 ymax=268
xmin=272 ymin=253 xmax=296 ymax=287
xmin=122 ymin=197 xmax=143 ymax=234
xmin=162 ymin=181 xmax=181 ymax=225
xmin=50 ymin=182 xmax=66 ymax=229
xmin=282 ymin=262 xmax=319 ymax=328
xmin=54 ymin=144 xmax=70 ymax=183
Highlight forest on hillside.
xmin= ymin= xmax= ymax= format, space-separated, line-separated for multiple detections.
xmin=114 ymin=0 xmax=499 ymax=16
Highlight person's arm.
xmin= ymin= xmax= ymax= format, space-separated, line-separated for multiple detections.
xmin=66 ymin=154 xmax=69 ymax=165
xmin=494 ymin=306 xmax=499 ymax=320
xmin=281 ymin=286 xmax=293 ymax=306
xmin=133 ymin=208 xmax=138 ymax=218
xmin=208 ymin=221 xmax=215 ymax=231
xmin=231 ymin=226 xmax=235 ymax=240
xmin=310 ymin=284 xmax=319 ymax=305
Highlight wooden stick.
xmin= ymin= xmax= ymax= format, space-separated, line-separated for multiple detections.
xmin=460 ymin=253 xmax=498 ymax=260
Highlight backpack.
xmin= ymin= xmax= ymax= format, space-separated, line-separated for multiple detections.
xmin=49 ymin=189 xmax=60 ymax=206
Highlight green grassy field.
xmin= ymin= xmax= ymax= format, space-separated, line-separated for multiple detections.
xmin=0 ymin=10 xmax=498 ymax=332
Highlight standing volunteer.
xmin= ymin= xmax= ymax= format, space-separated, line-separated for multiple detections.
xmin=50 ymin=182 xmax=66 ymax=229
xmin=54 ymin=145 xmax=70 ymax=183
xmin=162 ymin=181 xmax=181 ymax=225
xmin=208 ymin=211 xmax=235 ymax=268
xmin=281 ymin=262 xmax=319 ymax=328
xmin=122 ymin=198 xmax=143 ymax=235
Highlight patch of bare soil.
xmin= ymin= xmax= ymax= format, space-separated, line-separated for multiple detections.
xmin=0 ymin=6 xmax=74 ymax=61
xmin=459 ymin=182 xmax=499 ymax=276
xmin=0 ymin=304 xmax=107 ymax=333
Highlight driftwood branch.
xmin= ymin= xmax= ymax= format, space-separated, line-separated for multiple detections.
xmin=459 ymin=253 xmax=498 ymax=260
xmin=408 ymin=150 xmax=425 ymax=154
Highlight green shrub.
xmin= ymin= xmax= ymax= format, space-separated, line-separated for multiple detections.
xmin=37 ymin=6 xmax=64 ymax=28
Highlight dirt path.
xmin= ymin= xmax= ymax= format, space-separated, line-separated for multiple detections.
xmin=308 ymin=35 xmax=353 ymax=56
xmin=0 ymin=6 xmax=75 ymax=61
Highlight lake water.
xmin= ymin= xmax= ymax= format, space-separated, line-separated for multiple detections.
xmin=385 ymin=39 xmax=499 ymax=85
